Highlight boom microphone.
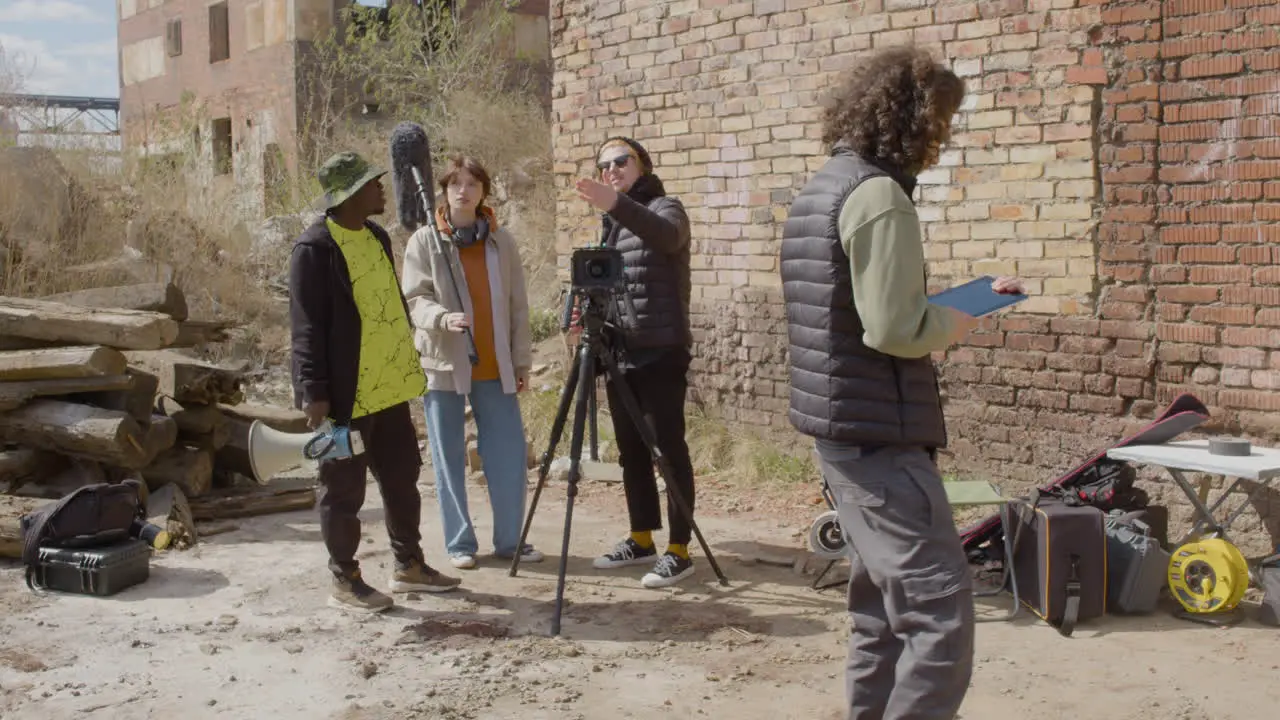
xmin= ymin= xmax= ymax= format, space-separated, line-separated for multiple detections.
xmin=390 ymin=121 xmax=432 ymax=231
xmin=388 ymin=121 xmax=479 ymax=366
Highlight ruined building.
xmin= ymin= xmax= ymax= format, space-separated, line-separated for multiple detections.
xmin=117 ymin=0 xmax=550 ymax=217
xmin=551 ymin=0 xmax=1280 ymax=542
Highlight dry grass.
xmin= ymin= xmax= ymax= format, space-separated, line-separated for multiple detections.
xmin=0 ymin=147 xmax=284 ymax=338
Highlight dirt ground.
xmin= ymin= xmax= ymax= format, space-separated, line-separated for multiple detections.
xmin=1 ymin=468 xmax=1278 ymax=720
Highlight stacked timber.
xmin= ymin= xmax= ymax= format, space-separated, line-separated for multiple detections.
xmin=0 ymin=283 xmax=316 ymax=559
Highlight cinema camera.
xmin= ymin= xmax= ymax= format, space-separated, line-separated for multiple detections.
xmin=559 ymin=246 xmax=634 ymax=333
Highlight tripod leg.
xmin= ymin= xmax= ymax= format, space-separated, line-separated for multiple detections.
xmin=509 ymin=344 xmax=583 ymax=578
xmin=550 ymin=346 xmax=595 ymax=636
xmin=588 ymin=380 xmax=600 ymax=461
xmin=595 ymin=349 xmax=729 ymax=587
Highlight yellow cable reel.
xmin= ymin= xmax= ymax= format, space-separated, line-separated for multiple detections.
xmin=1168 ymin=537 xmax=1250 ymax=614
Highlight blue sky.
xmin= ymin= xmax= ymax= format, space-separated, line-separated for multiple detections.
xmin=0 ymin=1 xmax=118 ymax=98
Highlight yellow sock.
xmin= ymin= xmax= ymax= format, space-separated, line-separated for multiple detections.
xmin=630 ymin=531 xmax=654 ymax=549
xmin=667 ymin=543 xmax=689 ymax=559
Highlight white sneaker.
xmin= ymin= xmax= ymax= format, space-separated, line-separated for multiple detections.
xmin=449 ymin=554 xmax=477 ymax=569
xmin=497 ymin=544 xmax=544 ymax=563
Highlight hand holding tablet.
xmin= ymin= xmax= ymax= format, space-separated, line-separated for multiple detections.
xmin=929 ymin=275 xmax=1028 ymax=317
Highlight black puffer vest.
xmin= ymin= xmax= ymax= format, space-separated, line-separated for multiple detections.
xmin=779 ymin=147 xmax=948 ymax=448
xmin=602 ymin=174 xmax=692 ymax=351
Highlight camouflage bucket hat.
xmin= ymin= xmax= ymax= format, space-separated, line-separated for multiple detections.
xmin=314 ymin=151 xmax=386 ymax=210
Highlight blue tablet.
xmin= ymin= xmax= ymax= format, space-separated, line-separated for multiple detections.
xmin=928 ymin=276 xmax=1027 ymax=317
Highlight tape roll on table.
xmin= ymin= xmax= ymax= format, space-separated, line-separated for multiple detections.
xmin=1208 ymin=437 xmax=1251 ymax=456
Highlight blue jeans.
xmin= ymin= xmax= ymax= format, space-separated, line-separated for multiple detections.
xmin=423 ymin=380 xmax=529 ymax=557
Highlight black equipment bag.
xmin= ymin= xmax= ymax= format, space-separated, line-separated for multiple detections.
xmin=19 ymin=479 xmax=144 ymax=590
xmin=1103 ymin=509 xmax=1170 ymax=614
xmin=1007 ymin=493 xmax=1108 ymax=636
xmin=1046 ymin=459 xmax=1148 ymax=513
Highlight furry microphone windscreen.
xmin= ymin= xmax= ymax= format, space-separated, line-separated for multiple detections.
xmin=389 ymin=121 xmax=433 ymax=231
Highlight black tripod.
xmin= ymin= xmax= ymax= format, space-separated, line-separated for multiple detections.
xmin=508 ymin=290 xmax=729 ymax=636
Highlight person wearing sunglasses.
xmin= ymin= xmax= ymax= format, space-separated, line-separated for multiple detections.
xmin=571 ymin=136 xmax=696 ymax=589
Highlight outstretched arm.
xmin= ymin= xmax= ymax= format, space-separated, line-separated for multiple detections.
xmin=607 ymin=194 xmax=691 ymax=254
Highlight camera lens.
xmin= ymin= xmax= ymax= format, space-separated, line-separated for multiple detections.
xmin=589 ymin=261 xmax=605 ymax=278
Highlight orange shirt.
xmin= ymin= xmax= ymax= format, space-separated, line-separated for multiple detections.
xmin=457 ymin=243 xmax=500 ymax=382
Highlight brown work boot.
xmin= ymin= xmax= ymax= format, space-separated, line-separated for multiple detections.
xmin=328 ymin=570 xmax=394 ymax=614
xmin=389 ymin=558 xmax=462 ymax=594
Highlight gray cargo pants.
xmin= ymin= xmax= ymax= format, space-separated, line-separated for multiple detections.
xmin=815 ymin=441 xmax=975 ymax=720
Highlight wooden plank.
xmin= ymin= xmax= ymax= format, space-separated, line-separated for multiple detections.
xmin=0 ymin=494 xmax=46 ymax=559
xmin=146 ymin=483 xmax=198 ymax=548
xmin=124 ymin=350 xmax=244 ymax=405
xmin=142 ymin=414 xmax=178 ymax=464
xmin=0 ymin=374 xmax=134 ymax=412
xmin=171 ymin=320 xmax=234 ymax=348
xmin=0 ymin=399 xmax=147 ymax=469
xmin=214 ymin=416 xmax=254 ymax=480
xmin=142 ymin=446 xmax=213 ymax=498
xmin=0 ymin=346 xmax=128 ymax=382
xmin=187 ymin=483 xmax=317 ymax=521
xmin=218 ymin=402 xmax=309 ymax=433
xmin=0 ymin=336 xmax=55 ymax=351
xmin=71 ymin=367 xmax=158 ymax=427
xmin=0 ymin=448 xmax=68 ymax=491
xmin=6 ymin=459 xmax=106 ymax=500
xmin=0 ymin=297 xmax=180 ymax=350
xmin=42 ymin=282 xmax=189 ymax=322
xmin=158 ymin=398 xmax=231 ymax=449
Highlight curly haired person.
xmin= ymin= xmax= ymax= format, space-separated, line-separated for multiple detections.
xmin=779 ymin=47 xmax=1024 ymax=720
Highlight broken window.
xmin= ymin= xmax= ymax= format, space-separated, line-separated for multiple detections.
xmin=212 ymin=118 xmax=232 ymax=176
xmin=166 ymin=18 xmax=183 ymax=57
xmin=209 ymin=2 xmax=230 ymax=63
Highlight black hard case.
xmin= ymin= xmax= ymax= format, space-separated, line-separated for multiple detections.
xmin=30 ymin=538 xmax=151 ymax=596
xmin=1006 ymin=497 xmax=1108 ymax=635
xmin=1104 ymin=510 xmax=1171 ymax=614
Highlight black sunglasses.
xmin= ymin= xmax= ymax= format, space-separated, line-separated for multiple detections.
xmin=596 ymin=155 xmax=632 ymax=172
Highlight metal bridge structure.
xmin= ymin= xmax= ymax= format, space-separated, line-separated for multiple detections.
xmin=0 ymin=93 xmax=120 ymax=139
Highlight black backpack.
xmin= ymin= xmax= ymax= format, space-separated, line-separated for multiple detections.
xmin=19 ymin=480 xmax=144 ymax=589
xmin=1046 ymin=460 xmax=1148 ymax=513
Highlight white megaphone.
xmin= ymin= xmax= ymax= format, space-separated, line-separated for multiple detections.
xmin=247 ymin=419 xmax=365 ymax=485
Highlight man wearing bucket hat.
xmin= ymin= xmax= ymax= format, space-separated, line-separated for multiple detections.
xmin=290 ymin=151 xmax=461 ymax=613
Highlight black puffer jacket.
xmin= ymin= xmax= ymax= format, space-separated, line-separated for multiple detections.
xmin=601 ymin=173 xmax=692 ymax=353
xmin=779 ymin=147 xmax=948 ymax=449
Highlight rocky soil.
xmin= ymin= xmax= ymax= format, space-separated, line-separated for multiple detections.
xmin=1 ymin=464 xmax=1279 ymax=720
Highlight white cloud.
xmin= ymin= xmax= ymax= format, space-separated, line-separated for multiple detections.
xmin=62 ymin=38 xmax=118 ymax=60
xmin=0 ymin=1 xmax=105 ymax=24
xmin=0 ymin=33 xmax=115 ymax=97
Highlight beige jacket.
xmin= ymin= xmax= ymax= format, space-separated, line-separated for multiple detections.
xmin=400 ymin=219 xmax=532 ymax=395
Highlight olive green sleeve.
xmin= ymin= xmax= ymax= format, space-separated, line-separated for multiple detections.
xmin=838 ymin=177 xmax=957 ymax=359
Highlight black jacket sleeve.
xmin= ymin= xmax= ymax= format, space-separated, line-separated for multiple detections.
xmin=289 ymin=243 xmax=331 ymax=404
xmin=608 ymin=194 xmax=691 ymax=255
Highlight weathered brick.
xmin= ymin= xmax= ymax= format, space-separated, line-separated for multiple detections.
xmin=553 ymin=0 xmax=1280 ymax=539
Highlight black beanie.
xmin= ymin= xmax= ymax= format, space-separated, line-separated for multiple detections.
xmin=599 ymin=136 xmax=653 ymax=174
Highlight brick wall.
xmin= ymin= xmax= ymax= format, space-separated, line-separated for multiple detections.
xmin=550 ymin=0 xmax=1280 ymax=549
